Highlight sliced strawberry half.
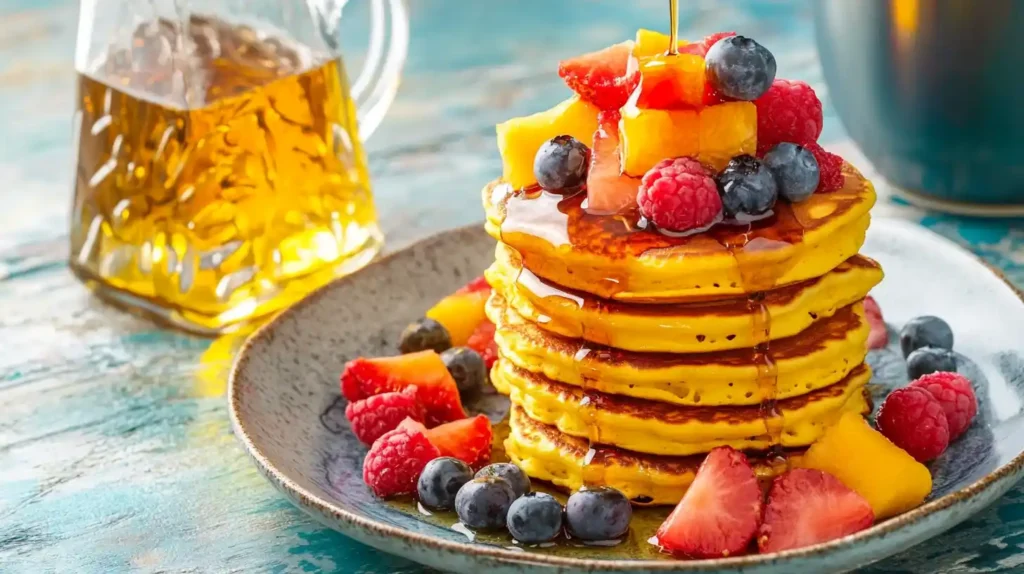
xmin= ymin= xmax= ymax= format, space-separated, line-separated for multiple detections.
xmin=586 ymin=110 xmax=641 ymax=214
xmin=680 ymin=31 xmax=736 ymax=57
xmin=424 ymin=414 xmax=494 ymax=469
xmin=863 ymin=296 xmax=888 ymax=350
xmin=654 ymin=446 xmax=764 ymax=558
xmin=558 ymin=41 xmax=640 ymax=111
xmin=758 ymin=468 xmax=874 ymax=553
xmin=340 ymin=351 xmax=466 ymax=427
xmin=466 ymin=319 xmax=498 ymax=369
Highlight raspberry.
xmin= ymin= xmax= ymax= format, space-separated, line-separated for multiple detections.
xmin=345 ymin=386 xmax=425 ymax=446
xmin=864 ymin=295 xmax=888 ymax=350
xmin=466 ymin=320 xmax=498 ymax=369
xmin=638 ymin=157 xmax=722 ymax=232
xmin=362 ymin=421 xmax=440 ymax=498
xmin=803 ymin=142 xmax=845 ymax=193
xmin=754 ymin=79 xmax=823 ymax=150
xmin=910 ymin=372 xmax=977 ymax=440
xmin=876 ymin=387 xmax=950 ymax=462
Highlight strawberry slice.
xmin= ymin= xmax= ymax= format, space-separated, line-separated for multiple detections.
xmin=863 ymin=296 xmax=888 ymax=350
xmin=680 ymin=31 xmax=736 ymax=57
xmin=466 ymin=319 xmax=498 ymax=369
xmin=455 ymin=275 xmax=491 ymax=295
xmin=424 ymin=414 xmax=494 ymax=469
xmin=586 ymin=110 xmax=641 ymax=214
xmin=558 ymin=41 xmax=640 ymax=111
xmin=340 ymin=351 xmax=466 ymax=427
xmin=758 ymin=468 xmax=874 ymax=553
xmin=654 ymin=446 xmax=764 ymax=558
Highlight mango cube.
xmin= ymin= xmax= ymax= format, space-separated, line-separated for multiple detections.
xmin=633 ymin=29 xmax=689 ymax=58
xmin=619 ymin=105 xmax=699 ymax=176
xmin=496 ymin=96 xmax=600 ymax=189
xmin=635 ymin=54 xmax=706 ymax=110
xmin=800 ymin=412 xmax=932 ymax=520
xmin=698 ymin=101 xmax=757 ymax=170
xmin=426 ymin=290 xmax=489 ymax=346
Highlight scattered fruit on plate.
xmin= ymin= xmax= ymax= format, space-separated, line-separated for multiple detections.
xmin=330 ymin=22 xmax=988 ymax=561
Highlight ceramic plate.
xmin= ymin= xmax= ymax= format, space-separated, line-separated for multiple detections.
xmin=229 ymin=219 xmax=1024 ymax=574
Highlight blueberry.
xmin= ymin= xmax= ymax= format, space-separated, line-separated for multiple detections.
xmin=565 ymin=487 xmax=632 ymax=541
xmin=705 ymin=35 xmax=777 ymax=101
xmin=399 ymin=318 xmax=451 ymax=354
xmin=440 ymin=347 xmax=487 ymax=397
xmin=716 ymin=155 xmax=779 ymax=218
xmin=416 ymin=457 xmax=474 ymax=511
xmin=900 ymin=316 xmax=954 ymax=357
xmin=763 ymin=143 xmax=820 ymax=203
xmin=455 ymin=477 xmax=517 ymax=530
xmin=907 ymin=346 xmax=957 ymax=379
xmin=534 ymin=135 xmax=589 ymax=192
xmin=475 ymin=463 xmax=531 ymax=499
xmin=507 ymin=492 xmax=564 ymax=544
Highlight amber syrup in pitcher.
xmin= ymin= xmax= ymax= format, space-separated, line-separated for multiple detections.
xmin=70 ymin=15 xmax=380 ymax=332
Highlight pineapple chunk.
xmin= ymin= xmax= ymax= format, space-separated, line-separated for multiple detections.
xmin=426 ymin=290 xmax=489 ymax=346
xmin=619 ymin=105 xmax=699 ymax=176
xmin=633 ymin=29 xmax=689 ymax=58
xmin=800 ymin=412 xmax=932 ymax=520
xmin=496 ymin=96 xmax=600 ymax=189
xmin=635 ymin=54 xmax=705 ymax=110
xmin=698 ymin=102 xmax=757 ymax=170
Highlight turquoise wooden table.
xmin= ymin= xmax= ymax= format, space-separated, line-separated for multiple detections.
xmin=3 ymin=1 xmax=1024 ymax=572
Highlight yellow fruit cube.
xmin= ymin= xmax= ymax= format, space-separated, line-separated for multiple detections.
xmin=496 ymin=96 xmax=600 ymax=189
xmin=633 ymin=29 xmax=689 ymax=58
xmin=698 ymin=101 xmax=757 ymax=170
xmin=619 ymin=105 xmax=699 ymax=176
xmin=800 ymin=412 xmax=932 ymax=520
xmin=635 ymin=54 xmax=705 ymax=109
xmin=426 ymin=290 xmax=489 ymax=346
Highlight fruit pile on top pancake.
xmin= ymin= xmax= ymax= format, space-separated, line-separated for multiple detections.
xmin=483 ymin=29 xmax=884 ymax=504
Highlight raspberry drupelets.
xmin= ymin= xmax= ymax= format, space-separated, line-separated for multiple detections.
xmin=910 ymin=372 xmax=977 ymax=440
xmin=345 ymin=386 xmax=425 ymax=446
xmin=876 ymin=387 xmax=950 ymax=462
xmin=754 ymin=79 xmax=823 ymax=151
xmin=803 ymin=142 xmax=845 ymax=193
xmin=362 ymin=422 xmax=441 ymax=498
xmin=638 ymin=157 xmax=722 ymax=232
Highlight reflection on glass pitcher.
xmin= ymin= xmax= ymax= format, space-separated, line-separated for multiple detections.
xmin=69 ymin=0 xmax=408 ymax=334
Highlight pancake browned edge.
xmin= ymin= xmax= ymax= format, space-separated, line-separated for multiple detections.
xmin=494 ymin=360 xmax=872 ymax=455
xmin=505 ymin=406 xmax=808 ymax=506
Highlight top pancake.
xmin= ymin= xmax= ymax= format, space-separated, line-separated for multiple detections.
xmin=483 ymin=163 xmax=876 ymax=301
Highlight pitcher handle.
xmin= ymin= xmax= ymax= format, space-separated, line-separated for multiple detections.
xmin=350 ymin=0 xmax=408 ymax=140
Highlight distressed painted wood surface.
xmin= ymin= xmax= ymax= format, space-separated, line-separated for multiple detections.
xmin=2 ymin=1 xmax=1024 ymax=572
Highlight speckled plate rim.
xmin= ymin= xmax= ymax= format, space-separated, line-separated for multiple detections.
xmin=228 ymin=220 xmax=1024 ymax=572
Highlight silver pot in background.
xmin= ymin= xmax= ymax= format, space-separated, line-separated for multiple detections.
xmin=813 ymin=0 xmax=1024 ymax=215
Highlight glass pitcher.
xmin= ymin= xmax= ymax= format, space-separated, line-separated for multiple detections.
xmin=68 ymin=0 xmax=408 ymax=334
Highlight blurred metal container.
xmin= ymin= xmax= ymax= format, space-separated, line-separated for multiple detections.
xmin=813 ymin=0 xmax=1024 ymax=215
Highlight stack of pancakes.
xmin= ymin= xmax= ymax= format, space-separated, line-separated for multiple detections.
xmin=481 ymin=164 xmax=882 ymax=505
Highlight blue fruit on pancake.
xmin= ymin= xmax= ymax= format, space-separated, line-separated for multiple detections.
xmin=763 ymin=142 xmax=820 ymax=203
xmin=705 ymin=35 xmax=777 ymax=101
xmin=716 ymin=154 xmax=778 ymax=218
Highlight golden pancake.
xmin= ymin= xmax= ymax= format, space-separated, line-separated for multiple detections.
xmin=483 ymin=163 xmax=875 ymax=301
xmin=493 ymin=360 xmax=871 ymax=456
xmin=488 ymin=294 xmax=870 ymax=406
xmin=504 ymin=407 xmax=805 ymax=506
xmin=487 ymin=252 xmax=881 ymax=353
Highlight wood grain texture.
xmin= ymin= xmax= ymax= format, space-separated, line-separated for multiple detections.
xmin=0 ymin=1 xmax=1021 ymax=572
